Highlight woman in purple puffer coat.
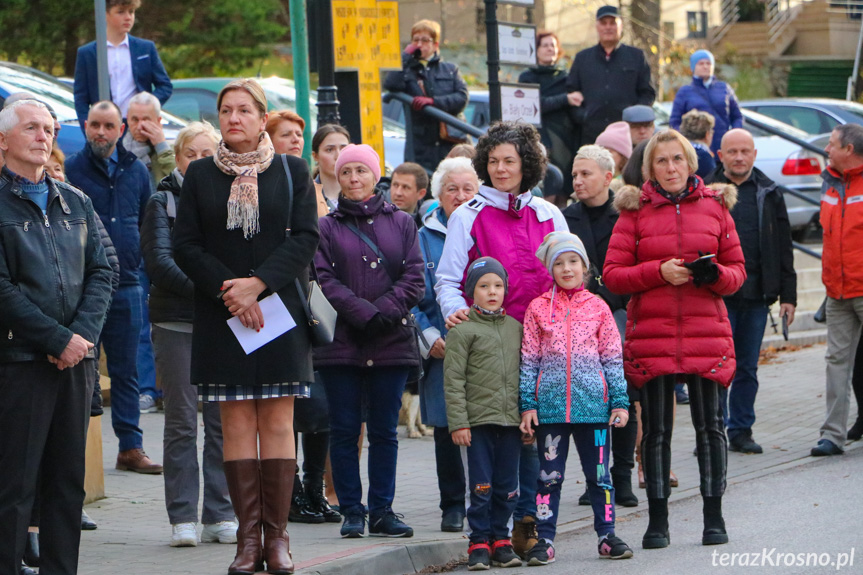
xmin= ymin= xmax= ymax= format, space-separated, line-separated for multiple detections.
xmin=314 ymin=144 xmax=425 ymax=539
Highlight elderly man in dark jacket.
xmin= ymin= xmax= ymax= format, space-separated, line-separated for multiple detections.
xmin=0 ymin=99 xmax=112 ymax=575
xmin=384 ymin=19 xmax=469 ymax=173
xmin=566 ymin=5 xmax=655 ymax=148
xmin=65 ymin=100 xmax=162 ymax=474
xmin=706 ymin=128 xmax=797 ymax=455
xmin=563 ymin=145 xmax=638 ymax=507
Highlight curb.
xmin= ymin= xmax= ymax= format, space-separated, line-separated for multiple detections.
xmin=299 ymin=538 xmax=466 ymax=574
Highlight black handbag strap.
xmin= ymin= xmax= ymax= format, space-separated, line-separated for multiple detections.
xmin=280 ymin=154 xmax=317 ymax=323
xmin=342 ymin=219 xmax=398 ymax=283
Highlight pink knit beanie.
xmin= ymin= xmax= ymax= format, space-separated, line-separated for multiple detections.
xmin=334 ymin=144 xmax=381 ymax=183
xmin=595 ymin=122 xmax=632 ymax=160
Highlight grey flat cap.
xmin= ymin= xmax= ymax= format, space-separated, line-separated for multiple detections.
xmin=622 ymin=105 xmax=655 ymax=123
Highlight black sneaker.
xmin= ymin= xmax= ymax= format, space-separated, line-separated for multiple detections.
xmin=491 ymin=540 xmax=522 ymax=568
xmin=340 ymin=512 xmax=365 ymax=538
xmin=578 ymin=488 xmax=590 ymax=505
xmin=468 ymin=543 xmax=491 ymax=571
xmin=527 ymin=538 xmax=555 ymax=566
xmin=729 ymin=434 xmax=763 ymax=454
xmin=368 ymin=509 xmax=413 ymax=537
xmin=599 ymin=534 xmax=634 ymax=559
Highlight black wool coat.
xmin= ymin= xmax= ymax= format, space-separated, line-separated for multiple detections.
xmin=173 ymin=154 xmax=320 ymax=386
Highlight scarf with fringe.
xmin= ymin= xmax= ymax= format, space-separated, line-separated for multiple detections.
xmin=214 ymin=131 xmax=275 ymax=238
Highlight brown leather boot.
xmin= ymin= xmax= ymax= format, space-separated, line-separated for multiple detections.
xmin=260 ymin=459 xmax=295 ymax=575
xmin=224 ymin=459 xmax=264 ymax=575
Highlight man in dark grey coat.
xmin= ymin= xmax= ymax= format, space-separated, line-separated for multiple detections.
xmin=0 ymin=100 xmax=112 ymax=575
xmin=566 ymin=5 xmax=656 ymax=148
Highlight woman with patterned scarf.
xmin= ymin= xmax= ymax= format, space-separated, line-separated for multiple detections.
xmin=174 ymin=78 xmax=319 ymax=575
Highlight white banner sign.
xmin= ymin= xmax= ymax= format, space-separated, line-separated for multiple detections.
xmin=499 ymin=0 xmax=535 ymax=5
xmin=500 ymin=83 xmax=541 ymax=126
xmin=498 ymin=23 xmax=536 ymax=67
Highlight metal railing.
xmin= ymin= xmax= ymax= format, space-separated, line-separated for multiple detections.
xmin=384 ymin=91 xmax=485 ymax=165
xmin=712 ymin=0 xmax=741 ymax=45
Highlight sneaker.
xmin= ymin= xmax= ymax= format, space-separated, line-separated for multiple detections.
xmin=527 ymin=538 xmax=556 ymax=566
xmin=369 ymin=509 xmax=413 ymax=537
xmin=491 ymin=540 xmax=522 ymax=568
xmin=729 ymin=434 xmax=763 ymax=454
xmin=340 ymin=512 xmax=366 ymax=538
xmin=598 ymin=534 xmax=633 ymax=559
xmin=578 ymin=488 xmax=590 ymax=506
xmin=201 ymin=520 xmax=238 ymax=544
xmin=674 ymin=384 xmax=689 ymax=404
xmin=139 ymin=394 xmax=157 ymax=413
xmin=170 ymin=523 xmax=198 ymax=547
xmin=468 ymin=542 xmax=491 ymax=571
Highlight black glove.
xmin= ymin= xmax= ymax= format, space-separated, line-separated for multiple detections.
xmin=683 ymin=251 xmax=719 ymax=287
xmin=365 ymin=313 xmax=390 ymax=336
xmin=91 ymin=372 xmax=104 ymax=417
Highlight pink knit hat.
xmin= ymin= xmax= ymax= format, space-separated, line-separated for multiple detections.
xmin=595 ymin=122 xmax=632 ymax=160
xmin=334 ymin=144 xmax=381 ymax=183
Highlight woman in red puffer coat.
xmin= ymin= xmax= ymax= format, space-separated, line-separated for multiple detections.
xmin=603 ymin=129 xmax=745 ymax=552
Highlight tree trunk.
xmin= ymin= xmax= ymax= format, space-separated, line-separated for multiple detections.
xmin=628 ymin=0 xmax=661 ymax=98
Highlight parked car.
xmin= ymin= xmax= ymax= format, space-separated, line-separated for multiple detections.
xmin=741 ymin=98 xmax=863 ymax=136
xmin=164 ymin=77 xmax=406 ymax=171
xmin=0 ymin=61 xmax=186 ymax=159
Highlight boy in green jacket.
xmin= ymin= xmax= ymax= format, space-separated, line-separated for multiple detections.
xmin=444 ymin=257 xmax=523 ymax=571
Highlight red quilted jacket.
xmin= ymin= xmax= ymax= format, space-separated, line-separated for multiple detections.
xmin=603 ymin=179 xmax=746 ymax=388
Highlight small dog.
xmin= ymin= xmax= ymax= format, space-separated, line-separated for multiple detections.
xmin=399 ymin=387 xmax=432 ymax=439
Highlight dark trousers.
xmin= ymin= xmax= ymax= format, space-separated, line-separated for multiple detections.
xmin=0 ymin=360 xmax=94 ymax=575
xmin=640 ymin=375 xmax=727 ymax=500
xmin=722 ymin=300 xmax=769 ymax=440
xmin=465 ymin=425 xmax=521 ymax=544
xmin=610 ymin=400 xmax=637 ymax=481
xmin=100 ymin=285 xmax=144 ymax=451
xmin=319 ymin=366 xmax=408 ymax=517
xmin=853 ymin=332 xmax=863 ymax=416
xmin=535 ymin=422 xmax=615 ymax=540
xmin=434 ymin=426 xmax=466 ymax=514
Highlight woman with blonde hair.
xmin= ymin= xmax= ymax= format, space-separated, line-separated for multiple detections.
xmin=604 ymin=129 xmax=745 ymax=551
xmin=174 ymin=79 xmax=319 ymax=575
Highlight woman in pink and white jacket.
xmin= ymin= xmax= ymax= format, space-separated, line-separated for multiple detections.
xmin=518 ymin=231 xmax=632 ymax=566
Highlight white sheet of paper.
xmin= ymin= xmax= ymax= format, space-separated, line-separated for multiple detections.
xmin=227 ymin=293 xmax=297 ymax=355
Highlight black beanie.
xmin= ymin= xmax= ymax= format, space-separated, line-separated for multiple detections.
xmin=465 ymin=257 xmax=509 ymax=300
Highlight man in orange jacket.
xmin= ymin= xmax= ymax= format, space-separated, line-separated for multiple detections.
xmin=813 ymin=123 xmax=863 ymax=456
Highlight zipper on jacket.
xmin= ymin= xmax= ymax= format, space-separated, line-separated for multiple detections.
xmin=599 ymin=369 xmax=608 ymax=403
xmin=675 ymin=202 xmax=683 ymax=371
xmin=43 ymin=214 xmax=50 ymax=228
xmin=23 ymin=222 xmax=29 ymax=232
xmin=535 ymin=369 xmax=543 ymax=401
xmin=565 ymin=299 xmax=572 ymax=423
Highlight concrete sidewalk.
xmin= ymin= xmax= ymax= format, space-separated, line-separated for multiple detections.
xmin=78 ymin=343 xmax=859 ymax=574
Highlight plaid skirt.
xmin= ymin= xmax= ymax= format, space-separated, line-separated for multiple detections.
xmin=198 ymin=382 xmax=310 ymax=402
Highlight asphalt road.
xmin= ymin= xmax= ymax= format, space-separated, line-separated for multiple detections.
xmin=448 ymin=447 xmax=862 ymax=574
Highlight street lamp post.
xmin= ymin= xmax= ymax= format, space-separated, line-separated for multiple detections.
xmin=485 ymin=0 xmax=502 ymax=123
xmin=314 ymin=0 xmax=341 ymax=126
xmin=94 ymin=0 xmax=110 ymax=101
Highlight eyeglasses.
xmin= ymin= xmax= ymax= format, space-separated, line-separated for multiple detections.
xmin=412 ymin=37 xmax=434 ymax=44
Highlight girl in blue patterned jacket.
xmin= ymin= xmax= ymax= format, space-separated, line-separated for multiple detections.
xmin=519 ymin=232 xmax=631 ymax=565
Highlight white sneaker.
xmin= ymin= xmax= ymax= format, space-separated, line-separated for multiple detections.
xmin=201 ymin=520 xmax=239 ymax=544
xmin=170 ymin=523 xmax=199 ymax=547
xmin=139 ymin=394 xmax=157 ymax=413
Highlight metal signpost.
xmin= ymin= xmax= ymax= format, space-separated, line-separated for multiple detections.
xmin=94 ymin=0 xmax=110 ymax=101
xmin=485 ymin=0 xmax=538 ymax=125
xmin=331 ymin=0 xmax=401 ymax=168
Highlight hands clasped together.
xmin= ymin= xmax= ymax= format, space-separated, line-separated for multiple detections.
xmin=221 ymin=277 xmax=268 ymax=331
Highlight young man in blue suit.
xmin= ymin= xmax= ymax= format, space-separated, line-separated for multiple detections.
xmin=73 ymin=0 xmax=173 ymax=130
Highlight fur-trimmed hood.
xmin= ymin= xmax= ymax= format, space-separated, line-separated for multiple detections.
xmin=613 ymin=178 xmax=737 ymax=212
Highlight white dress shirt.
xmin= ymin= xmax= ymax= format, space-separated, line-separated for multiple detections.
xmin=107 ymin=35 xmax=136 ymax=118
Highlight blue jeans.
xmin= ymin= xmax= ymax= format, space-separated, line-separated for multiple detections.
xmin=723 ymin=299 xmax=769 ymax=440
xmin=319 ymin=366 xmax=408 ymax=518
xmin=464 ymin=425 xmax=521 ymax=543
xmin=101 ymin=285 xmax=145 ymax=451
xmin=535 ymin=423 xmax=615 ymax=540
xmin=137 ymin=269 xmax=158 ymax=400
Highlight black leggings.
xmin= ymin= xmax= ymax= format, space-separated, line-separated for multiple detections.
xmin=640 ymin=375 xmax=727 ymax=500
xmin=852 ymin=333 xmax=863 ymax=417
